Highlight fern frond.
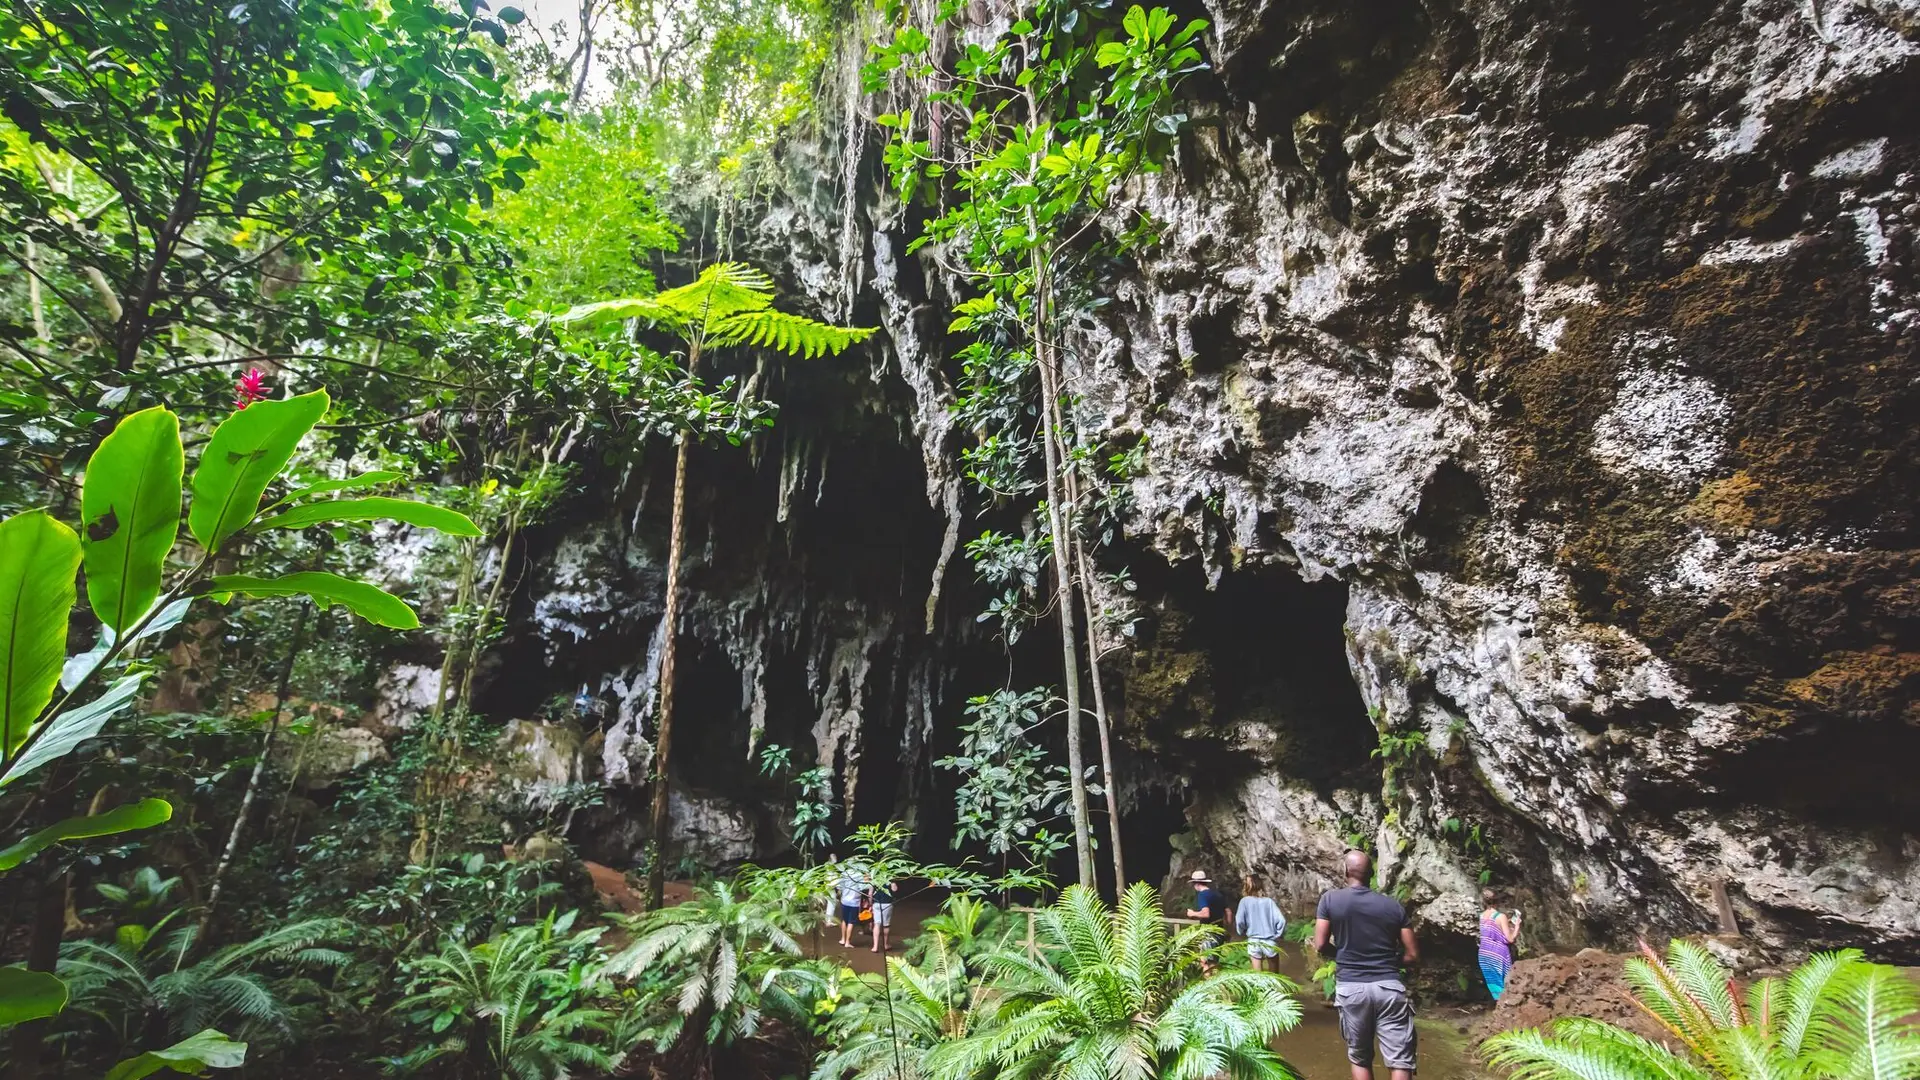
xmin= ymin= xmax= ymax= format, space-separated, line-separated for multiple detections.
xmin=709 ymin=308 xmax=876 ymax=358
xmin=554 ymin=294 xmax=683 ymax=329
xmin=1804 ymin=960 xmax=1920 ymax=1080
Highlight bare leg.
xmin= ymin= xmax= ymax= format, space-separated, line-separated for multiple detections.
xmin=1391 ymin=1070 xmax=1414 ymax=1080
xmin=1350 ymin=1065 xmax=1372 ymax=1080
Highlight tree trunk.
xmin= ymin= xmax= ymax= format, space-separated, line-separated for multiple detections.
xmin=199 ymin=603 xmax=309 ymax=941
xmin=8 ymin=863 xmax=67 ymax=1080
xmin=1029 ymin=257 xmax=1095 ymax=888
xmin=1074 ymin=537 xmax=1125 ymax=891
xmin=646 ymin=339 xmax=702 ymax=910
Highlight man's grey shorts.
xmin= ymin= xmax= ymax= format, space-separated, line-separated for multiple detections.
xmin=1335 ymin=980 xmax=1417 ymax=1070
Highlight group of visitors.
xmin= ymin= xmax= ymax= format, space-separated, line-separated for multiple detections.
xmin=826 ymin=855 xmax=896 ymax=953
xmin=1186 ymin=850 xmax=1525 ymax=1080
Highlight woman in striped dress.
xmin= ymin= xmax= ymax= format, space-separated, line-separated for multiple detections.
xmin=1478 ymin=887 xmax=1522 ymax=1000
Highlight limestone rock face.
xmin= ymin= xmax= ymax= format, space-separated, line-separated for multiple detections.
xmin=502 ymin=0 xmax=1920 ymax=961
xmin=1049 ymin=0 xmax=1920 ymax=957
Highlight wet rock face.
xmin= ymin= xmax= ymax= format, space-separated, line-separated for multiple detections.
xmin=1059 ymin=0 xmax=1920 ymax=956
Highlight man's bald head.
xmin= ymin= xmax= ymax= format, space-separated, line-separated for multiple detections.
xmin=1344 ymin=848 xmax=1371 ymax=884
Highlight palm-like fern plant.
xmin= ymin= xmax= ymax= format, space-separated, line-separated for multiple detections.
xmin=924 ymin=882 xmax=1303 ymax=1080
xmin=814 ymin=933 xmax=988 ymax=1080
xmin=902 ymin=895 xmax=1018 ymax=965
xmin=57 ymin=918 xmax=350 ymax=1052
xmin=608 ymin=875 xmax=813 ymax=1048
xmin=558 ymin=262 xmax=876 ymax=911
xmin=1484 ymin=940 xmax=1920 ymax=1080
xmin=393 ymin=912 xmax=620 ymax=1080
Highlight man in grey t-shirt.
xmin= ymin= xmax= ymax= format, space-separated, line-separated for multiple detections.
xmin=1313 ymin=850 xmax=1419 ymax=1080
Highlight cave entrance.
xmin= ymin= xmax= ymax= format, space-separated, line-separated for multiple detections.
xmin=1118 ymin=557 xmax=1376 ymax=791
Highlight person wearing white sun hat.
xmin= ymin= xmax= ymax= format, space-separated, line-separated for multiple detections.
xmin=1184 ymin=869 xmax=1228 ymax=931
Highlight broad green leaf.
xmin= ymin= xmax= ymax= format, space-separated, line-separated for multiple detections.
xmin=187 ymin=390 xmax=330 ymax=552
xmin=105 ymin=1028 xmax=248 ymax=1080
xmin=0 ymin=510 xmax=81 ymax=758
xmin=208 ymin=572 xmax=419 ymax=629
xmin=1 ymin=674 xmax=146 ymax=787
xmin=0 ymin=798 xmax=172 ymax=871
xmin=252 ymin=496 xmax=480 ymax=536
xmin=81 ymin=407 xmax=183 ymax=633
xmin=0 ymin=965 xmax=67 ymax=1026
xmin=273 ymin=470 xmax=404 ymax=506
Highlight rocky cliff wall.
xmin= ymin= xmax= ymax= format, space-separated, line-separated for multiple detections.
xmin=455 ymin=0 xmax=1918 ymax=964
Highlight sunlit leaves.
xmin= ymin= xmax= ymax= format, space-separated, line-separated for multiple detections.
xmin=0 ymin=510 xmax=80 ymax=757
xmin=80 ymin=407 xmax=182 ymax=634
xmin=188 ymin=391 xmax=330 ymax=553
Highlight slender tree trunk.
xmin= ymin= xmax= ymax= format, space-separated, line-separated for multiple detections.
xmin=9 ymin=865 xmax=66 ymax=1080
xmin=646 ymin=338 xmax=702 ymax=910
xmin=199 ymin=603 xmax=309 ymax=941
xmin=1029 ymin=255 xmax=1094 ymax=888
xmin=1074 ymin=537 xmax=1125 ymax=890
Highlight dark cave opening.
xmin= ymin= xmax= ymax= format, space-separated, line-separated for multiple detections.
xmin=1118 ymin=555 xmax=1377 ymax=791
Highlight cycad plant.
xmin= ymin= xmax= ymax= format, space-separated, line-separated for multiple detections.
xmin=57 ymin=918 xmax=350 ymax=1054
xmin=608 ymin=874 xmax=814 ymax=1049
xmin=902 ymin=895 xmax=1018 ymax=965
xmin=559 ymin=262 xmax=874 ymax=911
xmin=1484 ymin=940 xmax=1920 ymax=1080
xmin=925 ymin=883 xmax=1302 ymax=1080
xmin=393 ymin=911 xmax=620 ymax=1080
xmin=815 ymin=933 xmax=987 ymax=1080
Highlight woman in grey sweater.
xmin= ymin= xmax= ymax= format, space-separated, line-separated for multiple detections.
xmin=1235 ymin=873 xmax=1286 ymax=972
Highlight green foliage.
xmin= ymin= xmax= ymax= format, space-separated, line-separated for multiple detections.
xmin=609 ymin=874 xmax=812 ymax=1048
xmin=0 ymin=507 xmax=79 ymax=750
xmin=760 ymin=743 xmax=836 ymax=856
xmin=484 ymin=110 xmax=678 ymax=309
xmin=350 ymin=854 xmax=568 ymax=952
xmin=814 ymin=935 xmax=985 ymax=1080
xmin=924 ymin=883 xmax=1302 ymax=1080
xmin=57 ymin=918 xmax=351 ymax=1052
xmin=559 ymin=261 xmax=876 ymax=360
xmin=104 ymin=1029 xmax=248 ymax=1080
xmin=80 ymin=406 xmax=183 ymax=633
xmin=0 ymin=965 xmax=69 ymax=1027
xmin=902 ymin=895 xmax=1020 ymax=966
xmin=1484 ymin=942 xmax=1920 ymax=1080
xmin=936 ymin=688 xmax=1071 ymax=866
xmin=393 ymin=911 xmax=623 ymax=1080
xmin=0 ymin=798 xmax=171 ymax=871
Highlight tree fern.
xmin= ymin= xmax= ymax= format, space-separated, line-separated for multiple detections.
xmin=557 ymin=261 xmax=874 ymax=358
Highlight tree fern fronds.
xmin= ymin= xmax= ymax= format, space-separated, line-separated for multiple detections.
xmin=1667 ymin=939 xmax=1746 ymax=1030
xmin=1776 ymin=949 xmax=1864 ymax=1058
xmin=1485 ymin=1025 xmax=1707 ymax=1080
xmin=1805 ymin=961 xmax=1920 ymax=1080
xmin=711 ymin=308 xmax=877 ymax=358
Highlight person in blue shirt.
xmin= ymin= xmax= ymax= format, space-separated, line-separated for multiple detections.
xmin=1185 ymin=870 xmax=1227 ymax=932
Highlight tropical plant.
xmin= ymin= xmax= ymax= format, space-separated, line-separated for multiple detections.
xmin=816 ymin=932 xmax=989 ymax=1080
xmin=866 ymin=0 xmax=1209 ymax=888
xmin=0 ymin=395 xmax=476 ymax=1034
xmin=936 ymin=688 xmax=1073 ymax=869
xmin=902 ymin=895 xmax=1019 ymax=966
xmin=923 ymin=883 xmax=1302 ymax=1080
xmin=607 ymin=872 xmax=814 ymax=1048
xmin=1484 ymin=941 xmax=1920 ymax=1080
xmin=558 ymin=261 xmax=874 ymax=909
xmin=56 ymin=918 xmax=351 ymax=1053
xmin=392 ymin=911 xmax=622 ymax=1080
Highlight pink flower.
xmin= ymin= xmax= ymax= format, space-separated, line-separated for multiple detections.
xmin=234 ymin=367 xmax=268 ymax=410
